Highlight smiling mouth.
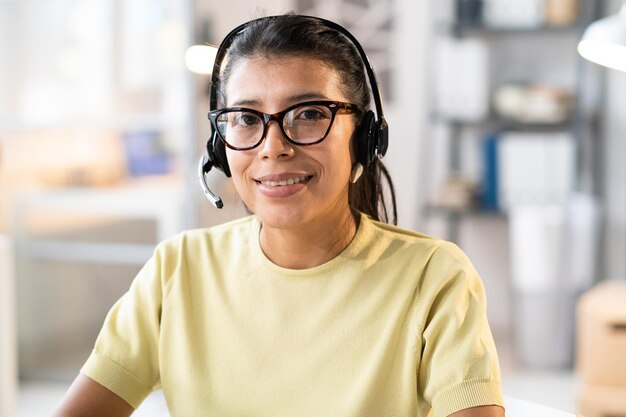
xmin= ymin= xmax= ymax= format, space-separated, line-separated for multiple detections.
xmin=255 ymin=175 xmax=312 ymax=186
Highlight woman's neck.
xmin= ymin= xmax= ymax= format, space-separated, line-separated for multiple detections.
xmin=259 ymin=209 xmax=359 ymax=270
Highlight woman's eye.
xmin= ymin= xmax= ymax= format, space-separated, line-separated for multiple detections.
xmin=297 ymin=107 xmax=327 ymax=121
xmin=235 ymin=112 xmax=261 ymax=127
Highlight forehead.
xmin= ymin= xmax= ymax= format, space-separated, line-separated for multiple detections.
xmin=223 ymin=55 xmax=346 ymax=108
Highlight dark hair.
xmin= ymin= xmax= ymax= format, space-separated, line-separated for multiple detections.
xmin=218 ymin=14 xmax=397 ymax=225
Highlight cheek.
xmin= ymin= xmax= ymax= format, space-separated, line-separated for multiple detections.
xmin=225 ymin=150 xmax=251 ymax=191
xmin=343 ymin=125 xmax=358 ymax=167
xmin=348 ymin=135 xmax=357 ymax=165
xmin=324 ymin=139 xmax=354 ymax=181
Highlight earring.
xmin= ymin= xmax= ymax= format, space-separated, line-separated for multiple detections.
xmin=349 ymin=163 xmax=364 ymax=183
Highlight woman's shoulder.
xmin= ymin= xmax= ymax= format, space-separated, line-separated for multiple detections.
xmin=362 ymin=214 xmax=471 ymax=267
xmin=365 ymin=215 xmax=436 ymax=242
xmin=362 ymin=214 xmax=448 ymax=249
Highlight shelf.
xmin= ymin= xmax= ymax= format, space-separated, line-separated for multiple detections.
xmin=423 ymin=205 xmax=507 ymax=219
xmin=0 ymin=113 xmax=185 ymax=133
xmin=439 ymin=22 xmax=584 ymax=37
xmin=431 ymin=113 xmax=577 ymax=132
xmin=12 ymin=181 xmax=186 ymax=265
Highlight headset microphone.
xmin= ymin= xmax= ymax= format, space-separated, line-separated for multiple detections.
xmin=198 ymin=155 xmax=224 ymax=209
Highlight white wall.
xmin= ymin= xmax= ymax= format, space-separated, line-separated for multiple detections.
xmin=197 ymin=0 xmax=293 ymax=40
xmin=601 ymin=1 xmax=626 ymax=282
xmin=385 ymin=0 xmax=430 ymax=229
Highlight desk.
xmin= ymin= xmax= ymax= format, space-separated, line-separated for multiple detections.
xmin=505 ymin=396 xmax=580 ymax=417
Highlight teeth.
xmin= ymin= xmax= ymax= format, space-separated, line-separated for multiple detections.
xmin=260 ymin=176 xmax=308 ymax=186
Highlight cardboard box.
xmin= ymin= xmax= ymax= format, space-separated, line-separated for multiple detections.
xmin=577 ymin=281 xmax=626 ymax=386
xmin=578 ymin=383 xmax=626 ymax=417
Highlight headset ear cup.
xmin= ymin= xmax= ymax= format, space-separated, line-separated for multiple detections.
xmin=207 ymin=132 xmax=231 ymax=177
xmin=354 ymin=111 xmax=377 ymax=166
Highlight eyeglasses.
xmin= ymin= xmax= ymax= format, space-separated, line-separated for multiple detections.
xmin=208 ymin=100 xmax=361 ymax=151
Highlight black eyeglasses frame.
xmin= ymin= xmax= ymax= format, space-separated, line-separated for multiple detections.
xmin=207 ymin=100 xmax=361 ymax=151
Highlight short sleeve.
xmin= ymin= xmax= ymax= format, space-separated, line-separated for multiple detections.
xmin=80 ymin=247 xmax=166 ymax=409
xmin=418 ymin=242 xmax=504 ymax=417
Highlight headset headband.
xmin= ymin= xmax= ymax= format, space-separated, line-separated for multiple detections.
xmin=208 ymin=14 xmax=386 ymax=124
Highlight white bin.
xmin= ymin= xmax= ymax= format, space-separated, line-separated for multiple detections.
xmin=508 ymin=195 xmax=600 ymax=368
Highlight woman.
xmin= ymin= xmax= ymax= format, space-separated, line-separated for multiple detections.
xmin=55 ymin=14 xmax=505 ymax=417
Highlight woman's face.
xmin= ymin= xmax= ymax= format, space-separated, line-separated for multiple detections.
xmin=224 ymin=55 xmax=357 ymax=231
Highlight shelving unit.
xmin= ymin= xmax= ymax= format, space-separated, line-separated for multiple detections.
xmin=422 ymin=1 xmax=605 ymax=369
xmin=423 ymin=1 xmax=600 ymax=242
xmin=0 ymin=0 xmax=197 ymax=390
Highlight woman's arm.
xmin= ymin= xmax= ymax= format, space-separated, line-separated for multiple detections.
xmin=450 ymin=405 xmax=505 ymax=417
xmin=53 ymin=374 xmax=134 ymax=417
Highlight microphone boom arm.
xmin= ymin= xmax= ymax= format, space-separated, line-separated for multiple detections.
xmin=198 ymin=155 xmax=224 ymax=209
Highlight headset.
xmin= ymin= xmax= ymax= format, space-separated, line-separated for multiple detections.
xmin=198 ymin=15 xmax=389 ymax=209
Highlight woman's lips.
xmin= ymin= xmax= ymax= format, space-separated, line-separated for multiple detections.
xmin=254 ymin=174 xmax=313 ymax=198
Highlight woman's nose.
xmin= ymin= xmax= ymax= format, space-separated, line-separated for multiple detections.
xmin=257 ymin=121 xmax=294 ymax=160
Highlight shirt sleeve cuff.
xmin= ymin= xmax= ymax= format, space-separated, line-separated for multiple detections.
xmin=80 ymin=350 xmax=153 ymax=409
xmin=432 ymin=377 xmax=505 ymax=417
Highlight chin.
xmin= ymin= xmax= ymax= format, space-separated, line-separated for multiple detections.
xmin=253 ymin=204 xmax=310 ymax=229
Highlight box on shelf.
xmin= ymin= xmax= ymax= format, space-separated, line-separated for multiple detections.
xmin=482 ymin=0 xmax=544 ymax=28
xmin=578 ymin=383 xmax=626 ymax=417
xmin=577 ymin=280 xmax=626 ymax=386
xmin=497 ymin=131 xmax=576 ymax=211
xmin=434 ymin=38 xmax=489 ymax=122
xmin=544 ymin=0 xmax=579 ymax=26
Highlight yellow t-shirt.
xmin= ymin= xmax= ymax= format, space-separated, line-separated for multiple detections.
xmin=81 ymin=213 xmax=504 ymax=417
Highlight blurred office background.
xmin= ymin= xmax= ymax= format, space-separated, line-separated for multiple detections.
xmin=1 ymin=0 xmax=626 ymax=416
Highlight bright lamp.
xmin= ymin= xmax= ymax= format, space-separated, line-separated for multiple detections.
xmin=578 ymin=4 xmax=626 ymax=72
xmin=184 ymin=44 xmax=218 ymax=74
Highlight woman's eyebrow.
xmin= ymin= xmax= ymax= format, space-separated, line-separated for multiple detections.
xmin=230 ymin=93 xmax=331 ymax=108
xmin=230 ymin=98 xmax=261 ymax=107
xmin=287 ymin=92 xmax=329 ymax=102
